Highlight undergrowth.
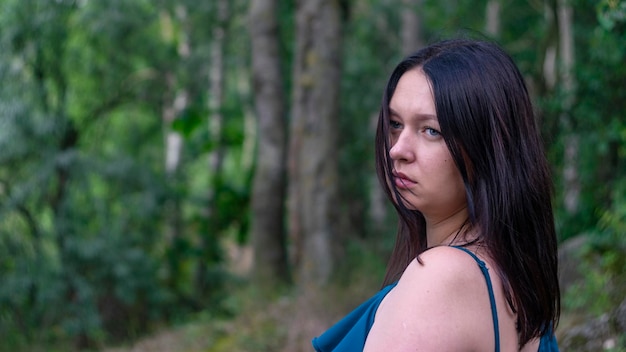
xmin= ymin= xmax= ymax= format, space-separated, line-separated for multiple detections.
xmin=104 ymin=239 xmax=387 ymax=352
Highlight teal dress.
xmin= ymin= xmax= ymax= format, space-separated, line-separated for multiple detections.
xmin=312 ymin=247 xmax=559 ymax=352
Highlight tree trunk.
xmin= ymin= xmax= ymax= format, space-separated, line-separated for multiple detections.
xmin=530 ymin=1 xmax=559 ymax=140
xmin=249 ymin=0 xmax=290 ymax=286
xmin=163 ymin=5 xmax=190 ymax=177
xmin=557 ymin=0 xmax=579 ymax=215
xmin=161 ymin=5 xmax=190 ymax=294
xmin=289 ymin=0 xmax=343 ymax=286
xmin=208 ymin=0 xmax=226 ymax=176
xmin=194 ymin=0 xmax=229 ymax=296
xmin=485 ymin=0 xmax=500 ymax=38
xmin=400 ymin=0 xmax=424 ymax=55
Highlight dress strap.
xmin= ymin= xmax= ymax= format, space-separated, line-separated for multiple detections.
xmin=451 ymin=246 xmax=500 ymax=352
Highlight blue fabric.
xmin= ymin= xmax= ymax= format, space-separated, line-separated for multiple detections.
xmin=312 ymin=247 xmax=560 ymax=352
xmin=312 ymin=283 xmax=396 ymax=352
xmin=538 ymin=325 xmax=560 ymax=352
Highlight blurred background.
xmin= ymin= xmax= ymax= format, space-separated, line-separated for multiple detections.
xmin=0 ymin=0 xmax=624 ymax=351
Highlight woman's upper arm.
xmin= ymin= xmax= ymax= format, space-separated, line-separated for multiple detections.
xmin=363 ymin=247 xmax=490 ymax=352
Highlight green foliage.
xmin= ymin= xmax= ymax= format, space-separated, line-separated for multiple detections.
xmin=597 ymin=0 xmax=626 ymax=31
xmin=0 ymin=0 xmax=624 ymax=350
xmin=0 ymin=0 xmax=251 ymax=349
xmin=541 ymin=0 xmax=626 ymax=240
xmin=564 ymin=178 xmax=626 ymax=335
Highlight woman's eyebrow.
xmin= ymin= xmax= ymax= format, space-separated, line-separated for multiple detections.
xmin=388 ymin=108 xmax=437 ymax=121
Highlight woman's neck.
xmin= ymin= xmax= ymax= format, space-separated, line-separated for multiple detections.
xmin=425 ymin=206 xmax=472 ymax=247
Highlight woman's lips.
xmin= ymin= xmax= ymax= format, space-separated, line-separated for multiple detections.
xmin=393 ymin=172 xmax=416 ymax=189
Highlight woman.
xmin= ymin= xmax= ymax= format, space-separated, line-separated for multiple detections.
xmin=312 ymin=39 xmax=560 ymax=351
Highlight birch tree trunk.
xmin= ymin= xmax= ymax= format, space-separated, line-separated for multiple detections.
xmin=289 ymin=0 xmax=343 ymax=286
xmin=163 ymin=5 xmax=190 ymax=177
xmin=161 ymin=4 xmax=190 ymax=292
xmin=249 ymin=0 xmax=290 ymax=285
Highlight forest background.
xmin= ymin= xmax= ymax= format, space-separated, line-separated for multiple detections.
xmin=0 ymin=0 xmax=624 ymax=351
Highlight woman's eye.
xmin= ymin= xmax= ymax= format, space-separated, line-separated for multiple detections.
xmin=390 ymin=120 xmax=402 ymax=129
xmin=425 ymin=127 xmax=441 ymax=136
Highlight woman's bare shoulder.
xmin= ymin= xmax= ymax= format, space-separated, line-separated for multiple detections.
xmin=400 ymin=246 xmax=485 ymax=288
xmin=364 ymin=246 xmax=495 ymax=351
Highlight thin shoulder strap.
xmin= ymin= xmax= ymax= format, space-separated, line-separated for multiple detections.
xmin=451 ymin=246 xmax=501 ymax=352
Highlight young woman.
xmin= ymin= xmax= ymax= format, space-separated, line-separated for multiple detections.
xmin=313 ymin=39 xmax=560 ymax=351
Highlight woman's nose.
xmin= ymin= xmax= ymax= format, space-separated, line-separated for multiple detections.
xmin=389 ymin=132 xmax=414 ymax=162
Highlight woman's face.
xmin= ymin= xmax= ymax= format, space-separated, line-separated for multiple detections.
xmin=388 ymin=68 xmax=467 ymax=222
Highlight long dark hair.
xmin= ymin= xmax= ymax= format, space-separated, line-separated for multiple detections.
xmin=375 ymin=39 xmax=560 ymax=345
